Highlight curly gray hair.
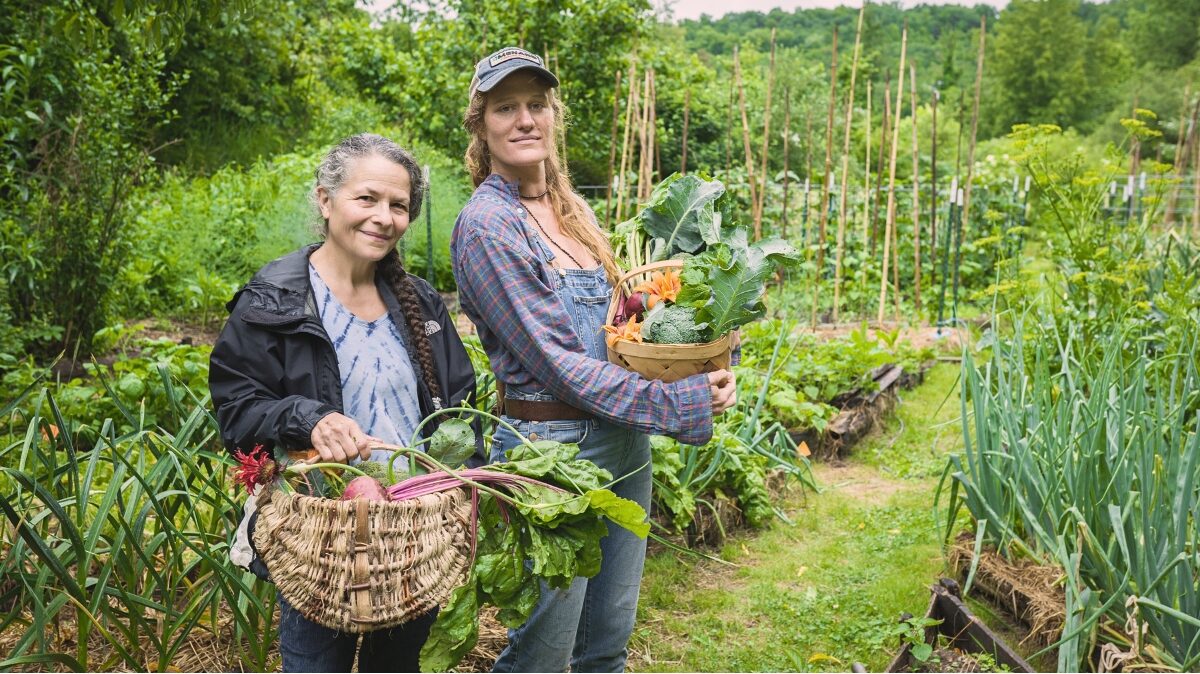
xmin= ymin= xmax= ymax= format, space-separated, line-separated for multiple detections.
xmin=312 ymin=133 xmax=426 ymax=235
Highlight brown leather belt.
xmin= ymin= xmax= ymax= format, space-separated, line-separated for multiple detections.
xmin=495 ymin=381 xmax=591 ymax=421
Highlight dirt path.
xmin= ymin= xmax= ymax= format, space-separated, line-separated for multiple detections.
xmin=629 ymin=363 xmax=965 ymax=672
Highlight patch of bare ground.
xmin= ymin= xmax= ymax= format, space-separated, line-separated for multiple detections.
xmin=794 ymin=321 xmax=972 ymax=353
xmin=813 ymin=460 xmax=911 ymax=507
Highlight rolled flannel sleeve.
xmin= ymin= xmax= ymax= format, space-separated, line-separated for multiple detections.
xmin=455 ymin=228 xmax=714 ymax=445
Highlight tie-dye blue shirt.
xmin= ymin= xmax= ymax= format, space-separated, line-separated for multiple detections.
xmin=308 ymin=264 xmax=422 ymax=463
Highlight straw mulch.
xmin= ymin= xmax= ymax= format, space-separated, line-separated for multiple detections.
xmin=949 ymin=534 xmax=1066 ymax=650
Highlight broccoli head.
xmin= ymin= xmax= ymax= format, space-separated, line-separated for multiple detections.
xmin=644 ymin=304 xmax=707 ymax=344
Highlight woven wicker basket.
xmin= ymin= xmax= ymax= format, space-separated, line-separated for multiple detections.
xmin=605 ymin=260 xmax=732 ymax=383
xmin=253 ymin=457 xmax=473 ymax=633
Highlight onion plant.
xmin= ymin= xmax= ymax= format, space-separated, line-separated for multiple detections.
xmin=940 ymin=319 xmax=1200 ymax=671
xmin=0 ymin=371 xmax=278 ymax=672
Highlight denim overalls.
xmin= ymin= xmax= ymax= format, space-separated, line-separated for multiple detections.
xmin=489 ymin=230 xmax=652 ymax=673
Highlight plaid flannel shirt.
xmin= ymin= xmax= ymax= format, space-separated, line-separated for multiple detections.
xmin=451 ymin=174 xmax=714 ymax=446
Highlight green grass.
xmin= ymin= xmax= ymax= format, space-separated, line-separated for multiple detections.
xmin=632 ymin=363 xmax=966 ymax=672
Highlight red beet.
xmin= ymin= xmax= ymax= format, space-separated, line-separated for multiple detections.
xmin=624 ymin=292 xmax=647 ymax=320
xmin=341 ymin=475 xmax=389 ymax=501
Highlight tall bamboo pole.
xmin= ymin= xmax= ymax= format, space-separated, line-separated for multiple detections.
xmin=961 ymin=15 xmax=986 ymax=236
xmin=1165 ymin=84 xmax=1193 ymax=225
xmin=651 ymin=70 xmax=661 ymax=185
xmin=755 ymin=28 xmax=778 ymax=240
xmin=871 ymin=73 xmax=892 ymax=254
xmin=815 ymin=26 xmax=839 ymax=279
xmin=781 ymin=89 xmax=793 ymax=237
xmin=637 ymin=69 xmax=652 ymax=201
xmin=909 ymin=62 xmax=922 ymax=313
xmin=734 ymin=47 xmax=761 ymax=226
xmin=614 ymin=63 xmax=638 ymax=224
xmin=681 ymin=87 xmax=691 ymax=175
xmin=804 ymin=108 xmax=814 ymax=245
xmin=725 ymin=70 xmax=735 ymax=174
xmin=833 ymin=4 xmax=865 ymax=324
xmin=857 ymin=80 xmax=872 ymax=305
xmin=1193 ymin=132 xmax=1200 ymax=234
xmin=605 ymin=68 xmax=623 ymax=228
xmin=811 ymin=25 xmax=839 ymax=327
xmin=877 ymin=23 xmax=907 ymax=327
xmin=930 ymin=88 xmax=939 ymax=278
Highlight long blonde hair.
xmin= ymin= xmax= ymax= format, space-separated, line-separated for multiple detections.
xmin=464 ymin=79 xmax=619 ymax=285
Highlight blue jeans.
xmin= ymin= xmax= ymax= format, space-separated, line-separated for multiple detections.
xmin=277 ymin=594 xmax=436 ymax=672
xmin=489 ymin=414 xmax=652 ymax=673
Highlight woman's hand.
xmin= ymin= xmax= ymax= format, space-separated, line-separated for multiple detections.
xmin=707 ymin=370 xmax=737 ymax=415
xmin=311 ymin=413 xmax=378 ymax=463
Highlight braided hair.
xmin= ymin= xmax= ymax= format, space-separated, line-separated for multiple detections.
xmin=312 ymin=133 xmax=443 ymax=407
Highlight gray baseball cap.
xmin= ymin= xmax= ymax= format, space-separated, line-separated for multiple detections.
xmin=469 ymin=47 xmax=559 ymax=100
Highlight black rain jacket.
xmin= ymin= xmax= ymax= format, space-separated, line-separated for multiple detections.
xmin=209 ymin=245 xmax=478 ymax=456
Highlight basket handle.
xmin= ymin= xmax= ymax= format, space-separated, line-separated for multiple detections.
xmin=287 ymin=445 xmax=442 ymax=472
xmin=616 ymin=259 xmax=682 ymax=287
xmin=349 ymin=498 xmax=372 ymax=624
xmin=607 ymin=260 xmax=685 ymax=328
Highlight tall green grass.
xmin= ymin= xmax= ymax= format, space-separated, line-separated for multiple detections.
xmin=0 ymin=372 xmax=277 ymax=672
xmin=941 ymin=320 xmax=1200 ymax=671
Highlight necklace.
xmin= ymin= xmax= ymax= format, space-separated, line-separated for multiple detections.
xmin=525 ymin=207 xmax=587 ymax=269
xmin=519 ymin=188 xmax=549 ymax=200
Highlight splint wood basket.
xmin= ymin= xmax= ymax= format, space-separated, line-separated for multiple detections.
xmin=605 ymin=260 xmax=731 ymax=383
xmin=252 ymin=452 xmax=473 ymax=633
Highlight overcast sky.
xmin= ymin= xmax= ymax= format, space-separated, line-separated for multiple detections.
xmin=366 ymin=1 xmax=1010 ymax=23
xmin=662 ymin=0 xmax=1008 ymax=21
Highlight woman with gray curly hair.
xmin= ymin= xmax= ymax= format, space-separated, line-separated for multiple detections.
xmin=210 ymin=133 xmax=477 ymax=671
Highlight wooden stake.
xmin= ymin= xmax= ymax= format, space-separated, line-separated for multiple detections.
xmin=812 ymin=25 xmax=839 ymax=327
xmin=725 ymin=67 xmax=735 ymax=174
xmin=1165 ymin=83 xmax=1192 ymax=225
xmin=833 ymin=4 xmax=865 ymax=324
xmin=734 ymin=47 xmax=761 ymax=228
xmin=871 ymin=72 xmax=892 ymax=255
xmin=755 ymin=28 xmax=778 ymax=240
xmin=637 ymin=69 xmax=652 ymax=202
xmin=961 ymin=14 xmax=986 ymax=236
xmin=781 ymin=89 xmax=793 ymax=237
xmin=605 ymin=68 xmax=623 ymax=228
xmin=1193 ymin=129 xmax=1200 ymax=234
xmin=930 ymin=88 xmax=939 ymax=278
xmin=878 ymin=23 xmax=907 ymax=327
xmin=651 ymin=70 xmax=661 ymax=185
xmin=681 ymin=88 xmax=691 ymax=175
xmin=858 ymin=80 xmax=872 ymax=307
xmin=615 ymin=64 xmax=638 ymax=223
xmin=816 ymin=25 xmax=839 ymax=276
xmin=909 ymin=62 xmax=922 ymax=313
xmin=861 ymin=80 xmax=872 ymax=249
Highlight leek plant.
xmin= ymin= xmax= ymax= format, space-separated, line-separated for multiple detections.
xmin=0 ymin=373 xmax=278 ymax=672
xmin=941 ymin=320 xmax=1200 ymax=671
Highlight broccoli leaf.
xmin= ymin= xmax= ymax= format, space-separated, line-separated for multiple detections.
xmin=628 ymin=173 xmax=725 ymax=259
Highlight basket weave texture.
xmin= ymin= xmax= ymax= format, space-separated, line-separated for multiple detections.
xmin=253 ymin=486 xmax=473 ymax=633
xmin=606 ymin=260 xmax=731 ymax=383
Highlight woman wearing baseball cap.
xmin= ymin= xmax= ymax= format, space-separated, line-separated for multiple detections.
xmin=450 ymin=47 xmax=736 ymax=672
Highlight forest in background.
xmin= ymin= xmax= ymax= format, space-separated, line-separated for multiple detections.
xmin=2 ymin=0 xmax=1198 ymax=363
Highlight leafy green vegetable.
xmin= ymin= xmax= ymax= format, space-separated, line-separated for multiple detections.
xmin=618 ymin=173 xmax=725 ymax=261
xmin=419 ymin=438 xmax=648 ymax=672
xmin=678 ymin=232 xmax=800 ymax=341
xmin=427 ymin=418 xmax=475 ymax=468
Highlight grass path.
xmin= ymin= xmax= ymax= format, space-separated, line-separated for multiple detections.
xmin=630 ymin=363 xmax=968 ymax=672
